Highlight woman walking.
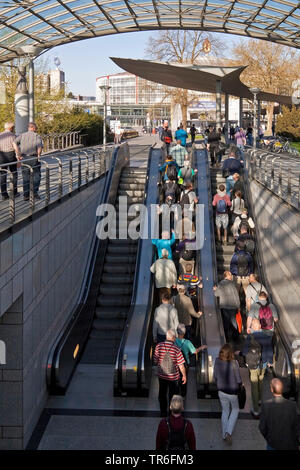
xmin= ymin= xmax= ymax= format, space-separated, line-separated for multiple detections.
xmin=213 ymin=344 xmax=242 ymax=445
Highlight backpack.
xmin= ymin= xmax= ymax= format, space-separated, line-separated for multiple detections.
xmin=166 ymin=164 xmax=177 ymax=181
xmin=181 ymin=240 xmax=196 ymax=261
xmin=239 ymin=217 xmax=250 ymax=233
xmin=180 ymin=190 xmax=192 ymax=209
xmin=180 ymin=167 xmax=193 ymax=183
xmin=216 ymin=198 xmax=227 ymax=213
xmin=157 ymin=346 xmax=176 ymax=376
xmin=237 ymin=252 xmax=249 ymax=276
xmin=245 ymin=335 xmax=261 ymax=369
xmin=258 ymin=303 xmax=274 ymax=330
xmin=164 ymin=181 xmax=177 ymax=203
xmin=165 ymin=417 xmax=188 ymax=451
xmin=164 ymin=133 xmax=172 ymax=144
xmin=249 ymin=283 xmax=263 ymax=303
xmin=245 ymin=238 xmax=255 ymax=255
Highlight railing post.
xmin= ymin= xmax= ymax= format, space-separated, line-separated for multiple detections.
xmin=44 ymin=161 xmax=50 ymax=206
xmin=78 ymin=155 xmax=82 ymax=188
xmin=83 ymin=152 xmax=89 ymax=183
xmin=51 ymin=157 xmax=63 ymax=199
xmin=69 ymin=159 xmax=73 ymax=193
xmin=298 ymin=174 xmax=300 ymax=210
xmin=8 ymin=170 xmax=15 ymax=225
xmin=287 ymin=167 xmax=291 ymax=204
xmin=92 ymin=152 xmax=96 ymax=180
xmin=278 ymin=162 xmax=282 ymax=197
xmin=22 ymin=163 xmax=35 ymax=213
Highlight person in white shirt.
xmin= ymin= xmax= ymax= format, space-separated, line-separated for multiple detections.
xmin=150 ymin=249 xmax=177 ymax=302
xmin=232 ymin=208 xmax=255 ymax=239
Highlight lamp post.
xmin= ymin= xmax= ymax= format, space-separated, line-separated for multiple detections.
xmin=18 ymin=45 xmax=43 ymax=123
xmin=249 ymin=87 xmax=261 ymax=148
xmin=99 ymin=84 xmax=111 ymax=149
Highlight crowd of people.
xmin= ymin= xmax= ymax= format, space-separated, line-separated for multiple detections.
xmin=0 ymin=121 xmax=43 ymax=201
xmin=153 ymin=125 xmax=299 ymax=451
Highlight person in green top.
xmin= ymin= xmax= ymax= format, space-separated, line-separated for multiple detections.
xmin=175 ymin=324 xmax=207 ymax=397
xmin=177 ymin=160 xmax=197 ymax=188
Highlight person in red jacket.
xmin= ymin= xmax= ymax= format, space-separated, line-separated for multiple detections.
xmin=156 ymin=395 xmax=196 ymax=450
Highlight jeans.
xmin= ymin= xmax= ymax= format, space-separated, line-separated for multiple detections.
xmin=218 ymin=391 xmax=239 ymax=438
xmin=0 ymin=151 xmax=18 ymax=196
xmin=249 ymin=367 xmax=266 ymax=413
xmin=158 ymin=378 xmax=179 ymax=414
xmin=22 ymin=158 xmax=41 ymax=196
xmin=236 ymin=144 xmax=244 ymax=161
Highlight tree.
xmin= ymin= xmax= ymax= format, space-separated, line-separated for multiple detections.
xmin=231 ymin=39 xmax=300 ymax=133
xmin=275 ymin=106 xmax=300 ymax=141
xmin=144 ymin=30 xmax=225 ymax=127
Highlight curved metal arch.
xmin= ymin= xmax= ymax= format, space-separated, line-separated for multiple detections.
xmin=0 ymin=0 xmax=299 ymax=63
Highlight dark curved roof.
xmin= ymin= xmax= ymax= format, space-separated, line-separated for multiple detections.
xmin=0 ymin=1 xmax=299 ymax=63
xmin=110 ymin=57 xmax=293 ymax=104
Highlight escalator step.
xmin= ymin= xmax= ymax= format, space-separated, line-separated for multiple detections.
xmin=109 ymin=238 xmax=138 ymax=245
xmin=95 ymin=307 xmax=128 ymax=319
xmin=89 ymin=328 xmax=124 ymax=340
xmin=120 ymin=177 xmax=146 ymax=184
xmin=97 ymin=295 xmax=132 ymax=307
xmin=105 ymin=254 xmax=136 ymax=264
xmin=106 ymin=245 xmax=138 ymax=255
xmin=92 ymin=318 xmax=125 ymax=331
xmin=217 ymin=254 xmax=234 ymax=263
xmin=80 ymin=339 xmax=121 ymax=364
xmin=99 ymin=285 xmax=133 ymax=295
xmin=115 ymin=197 xmax=144 ymax=205
xmin=118 ymin=190 xmax=144 ymax=197
xmin=119 ymin=183 xmax=145 ymax=190
xmin=103 ymin=264 xmax=136 ymax=274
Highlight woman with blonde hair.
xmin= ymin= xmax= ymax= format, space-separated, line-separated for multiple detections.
xmin=213 ymin=343 xmax=242 ymax=445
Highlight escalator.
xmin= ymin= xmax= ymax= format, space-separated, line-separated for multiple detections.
xmin=47 ymin=144 xmax=162 ymax=394
xmin=81 ymin=167 xmax=147 ymax=365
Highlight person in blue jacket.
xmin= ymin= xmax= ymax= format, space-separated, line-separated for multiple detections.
xmin=159 ymin=156 xmax=179 ymax=182
xmin=230 ymin=241 xmax=253 ymax=294
xmin=222 ymin=152 xmax=243 ymax=176
xmin=175 ymin=124 xmax=188 ymax=147
xmin=152 ymin=229 xmax=176 ymax=259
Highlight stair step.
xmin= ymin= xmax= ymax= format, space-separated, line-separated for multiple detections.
xmin=97 ymin=295 xmax=132 ymax=307
xmin=92 ymin=318 xmax=125 ymax=331
xmin=106 ymin=245 xmax=138 ymax=255
xmin=115 ymin=197 xmax=144 ymax=205
xmin=99 ymin=285 xmax=133 ymax=296
xmin=119 ymin=183 xmax=145 ymax=190
xmin=95 ymin=307 xmax=128 ymax=320
xmin=118 ymin=190 xmax=144 ymax=197
xmin=104 ymin=254 xmax=137 ymax=264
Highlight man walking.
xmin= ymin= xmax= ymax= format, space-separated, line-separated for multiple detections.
xmin=0 ymin=122 xmax=21 ymax=200
xmin=190 ymin=124 xmax=196 ymax=145
xmin=170 ymin=139 xmax=188 ymax=167
xmin=213 ymin=271 xmax=240 ymax=342
xmin=153 ymin=293 xmax=179 ymax=343
xmin=15 ymin=122 xmax=43 ymax=200
xmin=150 ymin=249 xmax=177 ymax=301
xmin=259 ymin=378 xmax=300 ymax=450
xmin=153 ymin=329 xmax=186 ymax=417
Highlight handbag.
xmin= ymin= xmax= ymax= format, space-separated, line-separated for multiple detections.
xmin=236 ymin=310 xmax=243 ymax=334
xmin=233 ymin=360 xmax=246 ymax=409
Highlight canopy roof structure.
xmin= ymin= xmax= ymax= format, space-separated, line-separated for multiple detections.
xmin=0 ymin=1 xmax=299 ymax=63
xmin=110 ymin=57 xmax=293 ymax=104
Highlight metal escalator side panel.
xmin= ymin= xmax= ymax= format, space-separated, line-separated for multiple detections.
xmin=114 ymin=147 xmax=162 ymax=396
xmin=243 ymin=151 xmax=297 ymax=400
xmin=47 ymin=143 xmax=130 ymax=393
xmin=194 ymin=148 xmax=225 ymax=398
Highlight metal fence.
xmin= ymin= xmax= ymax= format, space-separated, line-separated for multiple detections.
xmin=0 ymin=144 xmax=115 ymax=232
xmin=42 ymin=131 xmax=88 ymax=152
xmin=245 ymin=148 xmax=300 ymax=210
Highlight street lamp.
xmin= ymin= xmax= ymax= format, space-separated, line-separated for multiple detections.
xmin=17 ymin=45 xmax=43 ymax=123
xmin=249 ymin=87 xmax=261 ymax=148
xmin=99 ymin=84 xmax=111 ymax=149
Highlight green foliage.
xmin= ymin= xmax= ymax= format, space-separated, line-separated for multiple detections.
xmin=36 ymin=108 xmax=113 ymax=145
xmin=276 ymin=106 xmax=300 ymax=141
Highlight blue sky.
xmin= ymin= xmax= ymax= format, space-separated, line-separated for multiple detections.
xmin=42 ymin=31 xmax=240 ymax=97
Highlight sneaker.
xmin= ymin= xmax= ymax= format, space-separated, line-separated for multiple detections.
xmin=224 ymin=433 xmax=232 ymax=445
xmin=250 ymin=408 xmax=260 ymax=419
xmin=34 ymin=193 xmax=41 ymax=200
xmin=23 ymin=195 xmax=29 ymax=201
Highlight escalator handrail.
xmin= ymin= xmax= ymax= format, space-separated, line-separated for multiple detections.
xmin=115 ymin=145 xmax=160 ymax=392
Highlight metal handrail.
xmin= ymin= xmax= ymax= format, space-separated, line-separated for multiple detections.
xmin=246 ymin=148 xmax=300 ymax=210
xmin=0 ymin=144 xmax=116 ymax=232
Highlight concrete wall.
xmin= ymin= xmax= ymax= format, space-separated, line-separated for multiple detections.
xmin=250 ymin=180 xmax=300 ymax=341
xmin=0 ymin=177 xmax=106 ymax=449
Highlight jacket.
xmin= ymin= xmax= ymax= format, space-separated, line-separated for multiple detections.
xmin=212 ymin=191 xmax=231 ymax=214
xmin=213 ymin=358 xmax=241 ymax=394
xmin=222 ymin=157 xmax=243 ymax=175
xmin=214 ymin=279 xmax=240 ymax=309
xmin=150 ymin=258 xmax=178 ymax=288
xmin=259 ymin=396 xmax=300 ymax=450
xmin=153 ymin=304 xmax=179 ymax=339
xmin=152 ymin=231 xmax=176 ymax=259
xmin=172 ymin=293 xmax=201 ymax=326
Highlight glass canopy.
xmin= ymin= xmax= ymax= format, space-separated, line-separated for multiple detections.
xmin=0 ymin=0 xmax=299 ymax=62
